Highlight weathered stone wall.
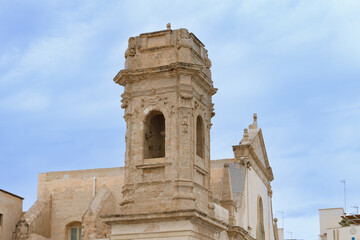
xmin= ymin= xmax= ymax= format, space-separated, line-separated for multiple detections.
xmin=111 ymin=218 xmax=226 ymax=240
xmin=28 ymin=233 xmax=50 ymax=240
xmin=0 ymin=190 xmax=23 ymax=240
xmin=37 ymin=167 xmax=124 ymax=240
xmin=14 ymin=191 xmax=51 ymax=240
xmin=82 ymin=185 xmax=112 ymax=240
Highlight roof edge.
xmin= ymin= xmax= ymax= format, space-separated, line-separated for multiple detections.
xmin=0 ymin=189 xmax=24 ymax=200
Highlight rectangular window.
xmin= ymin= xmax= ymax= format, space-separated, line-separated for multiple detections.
xmin=0 ymin=213 xmax=3 ymax=226
xmin=71 ymin=228 xmax=77 ymax=240
xmin=70 ymin=227 xmax=81 ymax=240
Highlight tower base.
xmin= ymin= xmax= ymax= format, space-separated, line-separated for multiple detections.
xmin=102 ymin=209 xmax=228 ymax=240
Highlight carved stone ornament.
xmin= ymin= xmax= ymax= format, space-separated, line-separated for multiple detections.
xmin=177 ymin=29 xmax=192 ymax=49
xmin=142 ymin=96 xmax=168 ymax=106
xmin=170 ymin=105 xmax=176 ymax=114
xmin=121 ymin=100 xmax=129 ymax=109
xmin=125 ymin=37 xmax=136 ymax=58
xmin=181 ymin=112 xmax=190 ymax=134
xmin=210 ymin=103 xmax=215 ymax=117
xmin=204 ymin=49 xmax=212 ymax=69
xmin=180 ymin=93 xmax=193 ymax=100
xmin=194 ymin=101 xmax=200 ymax=109
xmin=123 ymin=113 xmax=132 ymax=122
xmin=180 ymin=28 xmax=190 ymax=39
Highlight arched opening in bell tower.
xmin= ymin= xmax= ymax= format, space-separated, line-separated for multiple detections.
xmin=196 ymin=115 xmax=205 ymax=159
xmin=144 ymin=111 xmax=165 ymax=159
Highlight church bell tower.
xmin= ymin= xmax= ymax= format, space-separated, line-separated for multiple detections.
xmin=114 ymin=26 xmax=217 ymax=216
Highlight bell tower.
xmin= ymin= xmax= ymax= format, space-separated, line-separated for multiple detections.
xmin=114 ymin=26 xmax=217 ymax=215
xmin=103 ymin=26 xmax=228 ymax=240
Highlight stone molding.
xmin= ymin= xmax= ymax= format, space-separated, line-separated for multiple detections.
xmin=102 ymin=209 xmax=227 ymax=231
xmin=114 ymin=62 xmax=216 ymax=95
xmin=232 ymin=144 xmax=273 ymax=185
xmin=228 ymin=226 xmax=256 ymax=240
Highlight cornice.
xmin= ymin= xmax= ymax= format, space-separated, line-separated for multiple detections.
xmin=232 ymin=144 xmax=274 ymax=183
xmin=248 ymin=145 xmax=274 ymax=182
xmin=114 ymin=62 xmax=215 ymax=93
xmin=101 ymin=209 xmax=228 ymax=231
xmin=228 ymin=226 xmax=256 ymax=240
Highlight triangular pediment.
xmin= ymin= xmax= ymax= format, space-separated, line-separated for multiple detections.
xmin=249 ymin=129 xmax=270 ymax=170
xmin=236 ymin=119 xmax=274 ymax=182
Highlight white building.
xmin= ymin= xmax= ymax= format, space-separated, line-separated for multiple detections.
xmin=319 ymin=207 xmax=360 ymax=240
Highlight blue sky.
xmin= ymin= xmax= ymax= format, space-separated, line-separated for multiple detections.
xmin=1 ymin=1 xmax=360 ymax=239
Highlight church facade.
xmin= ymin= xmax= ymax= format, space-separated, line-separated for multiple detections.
xmin=13 ymin=27 xmax=279 ymax=240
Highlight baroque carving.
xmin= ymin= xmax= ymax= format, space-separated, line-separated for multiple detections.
xmin=210 ymin=103 xmax=215 ymax=117
xmin=123 ymin=113 xmax=132 ymax=122
xmin=204 ymin=49 xmax=212 ymax=69
xmin=180 ymin=93 xmax=193 ymax=106
xmin=177 ymin=29 xmax=192 ymax=49
xmin=179 ymin=28 xmax=190 ymax=39
xmin=181 ymin=111 xmax=191 ymax=134
xmin=125 ymin=37 xmax=136 ymax=58
xmin=121 ymin=100 xmax=129 ymax=109
xmin=194 ymin=101 xmax=200 ymax=109
xmin=170 ymin=105 xmax=176 ymax=114
xmin=142 ymin=96 xmax=168 ymax=106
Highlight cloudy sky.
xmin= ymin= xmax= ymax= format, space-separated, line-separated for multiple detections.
xmin=1 ymin=0 xmax=360 ymax=239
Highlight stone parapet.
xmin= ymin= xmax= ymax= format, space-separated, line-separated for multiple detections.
xmin=123 ymin=28 xmax=212 ymax=79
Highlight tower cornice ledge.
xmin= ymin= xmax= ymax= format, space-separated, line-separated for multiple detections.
xmin=114 ymin=62 xmax=214 ymax=91
xmin=101 ymin=209 xmax=228 ymax=230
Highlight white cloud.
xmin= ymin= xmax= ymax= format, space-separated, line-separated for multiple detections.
xmin=1 ymin=24 xmax=92 ymax=84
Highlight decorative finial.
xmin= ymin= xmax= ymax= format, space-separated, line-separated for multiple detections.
xmin=249 ymin=113 xmax=258 ymax=129
xmin=166 ymin=23 xmax=171 ymax=30
xmin=242 ymin=128 xmax=249 ymax=142
xmin=274 ymin=218 xmax=278 ymax=223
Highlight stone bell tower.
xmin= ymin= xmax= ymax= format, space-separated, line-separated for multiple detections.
xmin=104 ymin=26 xmax=225 ymax=239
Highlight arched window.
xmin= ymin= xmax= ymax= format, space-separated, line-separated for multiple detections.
xmin=144 ymin=111 xmax=165 ymax=159
xmin=66 ymin=222 xmax=82 ymax=240
xmin=257 ymin=197 xmax=265 ymax=240
xmin=196 ymin=116 xmax=205 ymax=158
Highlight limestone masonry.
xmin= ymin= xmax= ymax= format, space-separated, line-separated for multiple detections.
xmin=9 ymin=26 xmax=279 ymax=240
xmin=0 ymin=190 xmax=23 ymax=240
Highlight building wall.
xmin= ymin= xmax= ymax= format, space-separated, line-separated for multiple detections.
xmin=31 ymin=160 xmax=277 ymax=240
xmin=244 ymin=165 xmax=274 ymax=240
xmin=325 ymin=225 xmax=360 ymax=240
xmin=319 ymin=208 xmax=345 ymax=236
xmin=278 ymin=228 xmax=284 ymax=240
xmin=0 ymin=190 xmax=23 ymax=240
xmin=37 ymin=167 xmax=124 ymax=240
xmin=111 ymin=219 xmax=228 ymax=240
